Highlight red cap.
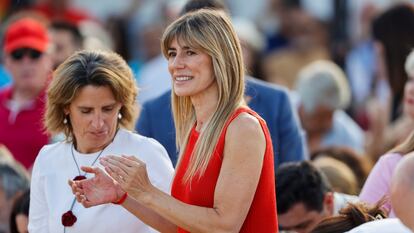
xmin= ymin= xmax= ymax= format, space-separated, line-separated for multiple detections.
xmin=3 ymin=18 xmax=49 ymax=53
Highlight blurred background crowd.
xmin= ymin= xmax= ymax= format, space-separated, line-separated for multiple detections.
xmin=2 ymin=0 xmax=414 ymax=232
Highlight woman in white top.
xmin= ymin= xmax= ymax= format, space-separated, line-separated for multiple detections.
xmin=28 ymin=50 xmax=174 ymax=233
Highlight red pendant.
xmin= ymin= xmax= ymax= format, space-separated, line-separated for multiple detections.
xmin=62 ymin=210 xmax=77 ymax=226
xmin=73 ymin=175 xmax=86 ymax=181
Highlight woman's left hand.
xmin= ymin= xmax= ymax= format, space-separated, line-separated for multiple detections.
xmin=100 ymin=155 xmax=154 ymax=200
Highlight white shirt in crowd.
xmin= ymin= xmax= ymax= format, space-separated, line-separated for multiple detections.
xmin=346 ymin=218 xmax=412 ymax=233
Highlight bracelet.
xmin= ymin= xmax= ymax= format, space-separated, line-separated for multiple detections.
xmin=112 ymin=193 xmax=128 ymax=205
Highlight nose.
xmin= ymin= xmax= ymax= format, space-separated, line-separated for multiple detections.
xmin=170 ymin=54 xmax=185 ymax=70
xmin=91 ymin=113 xmax=104 ymax=129
xmin=20 ymin=55 xmax=36 ymax=65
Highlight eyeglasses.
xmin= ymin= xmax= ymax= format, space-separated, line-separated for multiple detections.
xmin=10 ymin=48 xmax=43 ymax=61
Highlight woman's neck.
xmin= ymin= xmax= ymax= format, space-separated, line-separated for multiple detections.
xmin=74 ymin=130 xmax=117 ymax=154
xmin=191 ymin=85 xmax=219 ymax=132
xmin=75 ymin=144 xmax=107 ymax=154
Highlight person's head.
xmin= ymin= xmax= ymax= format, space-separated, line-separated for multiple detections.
xmin=9 ymin=189 xmax=29 ymax=233
xmin=2 ymin=16 xmax=53 ymax=94
xmin=296 ymin=60 xmax=350 ymax=135
xmin=311 ymin=200 xmax=387 ymax=233
xmin=390 ymin=152 xmax=414 ymax=231
xmin=311 ymin=147 xmax=371 ymax=192
xmin=372 ymin=3 xmax=414 ymax=106
xmin=276 ymin=161 xmax=334 ymax=233
xmin=161 ymin=9 xmax=244 ymax=182
xmin=0 ymin=161 xmax=29 ymax=233
xmin=49 ymin=20 xmax=83 ymax=69
xmin=45 ymin=50 xmax=137 ymax=153
xmin=312 ymin=156 xmax=359 ymax=195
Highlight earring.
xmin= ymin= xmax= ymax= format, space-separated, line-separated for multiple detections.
xmin=118 ymin=113 xmax=122 ymax=120
xmin=63 ymin=117 xmax=68 ymax=124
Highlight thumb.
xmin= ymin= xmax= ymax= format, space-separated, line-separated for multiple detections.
xmin=81 ymin=166 xmax=100 ymax=174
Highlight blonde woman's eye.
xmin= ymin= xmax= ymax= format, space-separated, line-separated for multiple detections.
xmin=186 ymin=51 xmax=196 ymax=56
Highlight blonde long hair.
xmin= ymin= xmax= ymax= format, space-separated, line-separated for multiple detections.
xmin=161 ymin=9 xmax=245 ymax=182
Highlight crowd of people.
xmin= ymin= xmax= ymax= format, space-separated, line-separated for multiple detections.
xmin=1 ymin=0 xmax=414 ymax=232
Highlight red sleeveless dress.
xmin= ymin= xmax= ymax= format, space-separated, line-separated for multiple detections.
xmin=171 ymin=107 xmax=278 ymax=232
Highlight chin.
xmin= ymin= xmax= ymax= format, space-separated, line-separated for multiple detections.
xmin=173 ymin=90 xmax=192 ymax=97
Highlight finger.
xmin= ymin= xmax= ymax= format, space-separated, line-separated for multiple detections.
xmin=105 ymin=155 xmax=137 ymax=169
xmin=81 ymin=166 xmax=99 ymax=175
xmin=104 ymin=165 xmax=125 ymax=186
xmin=107 ymin=163 xmax=129 ymax=179
xmin=74 ymin=183 xmax=84 ymax=194
xmin=68 ymin=180 xmax=76 ymax=194
xmin=77 ymin=193 xmax=92 ymax=208
xmin=68 ymin=180 xmax=77 ymax=195
xmin=100 ymin=157 xmax=132 ymax=176
xmin=82 ymin=199 xmax=94 ymax=208
xmin=75 ymin=192 xmax=84 ymax=203
xmin=122 ymin=155 xmax=144 ymax=164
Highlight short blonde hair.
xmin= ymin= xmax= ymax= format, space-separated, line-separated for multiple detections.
xmin=45 ymin=50 xmax=138 ymax=140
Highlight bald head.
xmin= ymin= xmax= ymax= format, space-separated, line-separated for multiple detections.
xmin=390 ymin=152 xmax=414 ymax=231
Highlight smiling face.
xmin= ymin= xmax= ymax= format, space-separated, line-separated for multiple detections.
xmin=167 ymin=38 xmax=217 ymax=98
xmin=65 ymin=85 xmax=122 ymax=153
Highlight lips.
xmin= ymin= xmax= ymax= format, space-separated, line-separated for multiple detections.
xmin=90 ymin=131 xmax=108 ymax=137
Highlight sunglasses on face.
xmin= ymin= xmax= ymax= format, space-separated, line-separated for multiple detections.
xmin=10 ymin=48 xmax=43 ymax=61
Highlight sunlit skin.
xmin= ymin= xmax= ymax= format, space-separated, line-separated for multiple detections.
xmin=15 ymin=214 xmax=28 ymax=233
xmin=64 ymin=85 xmax=122 ymax=153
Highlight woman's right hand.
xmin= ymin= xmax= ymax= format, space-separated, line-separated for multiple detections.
xmin=68 ymin=166 xmax=126 ymax=207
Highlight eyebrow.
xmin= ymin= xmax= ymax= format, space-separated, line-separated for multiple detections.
xmin=168 ymin=45 xmax=192 ymax=50
xmin=77 ymin=103 xmax=118 ymax=109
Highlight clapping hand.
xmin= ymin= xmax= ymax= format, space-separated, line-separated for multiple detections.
xmin=68 ymin=166 xmax=126 ymax=207
xmin=100 ymin=155 xmax=154 ymax=201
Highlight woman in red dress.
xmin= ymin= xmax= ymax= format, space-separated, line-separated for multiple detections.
xmin=70 ymin=9 xmax=278 ymax=233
